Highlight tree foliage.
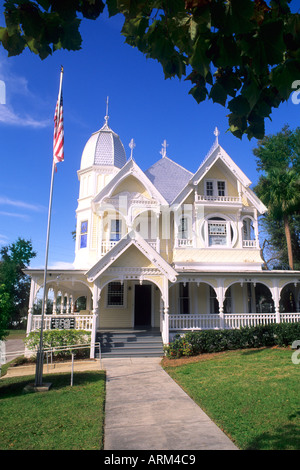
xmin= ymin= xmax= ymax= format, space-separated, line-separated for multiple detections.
xmin=253 ymin=125 xmax=300 ymax=270
xmin=1 ymin=1 xmax=300 ymax=139
xmin=0 ymin=238 xmax=36 ymax=334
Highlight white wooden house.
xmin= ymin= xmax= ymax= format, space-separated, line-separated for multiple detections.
xmin=25 ymin=115 xmax=300 ymax=356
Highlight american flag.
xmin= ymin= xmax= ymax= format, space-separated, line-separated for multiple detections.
xmin=53 ymin=84 xmax=64 ymax=168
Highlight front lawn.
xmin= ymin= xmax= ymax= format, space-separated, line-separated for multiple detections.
xmin=0 ymin=371 xmax=106 ymax=450
xmin=163 ymin=348 xmax=300 ymax=450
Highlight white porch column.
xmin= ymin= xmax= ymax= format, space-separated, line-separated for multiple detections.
xmin=26 ymin=278 xmax=37 ymax=335
xmin=272 ymin=279 xmax=281 ymax=323
xmin=217 ymin=280 xmax=225 ymax=329
xmin=66 ymin=294 xmax=70 ymax=314
xmin=90 ymin=284 xmax=100 ymax=359
xmin=52 ymin=289 xmax=57 ymax=315
xmin=162 ymin=278 xmax=169 ymax=344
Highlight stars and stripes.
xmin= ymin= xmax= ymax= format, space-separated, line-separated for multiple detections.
xmin=53 ymin=70 xmax=64 ymax=168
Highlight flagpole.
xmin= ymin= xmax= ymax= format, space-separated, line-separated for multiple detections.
xmin=35 ymin=66 xmax=64 ymax=387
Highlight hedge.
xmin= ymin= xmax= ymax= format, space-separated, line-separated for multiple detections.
xmin=25 ymin=329 xmax=91 ymax=358
xmin=164 ymin=322 xmax=300 ymax=359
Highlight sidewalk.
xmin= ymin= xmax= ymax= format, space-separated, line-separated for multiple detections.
xmin=103 ymin=357 xmax=238 ymax=450
xmin=2 ymin=342 xmax=238 ymax=450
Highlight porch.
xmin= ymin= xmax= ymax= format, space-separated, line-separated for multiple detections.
xmin=169 ymin=312 xmax=300 ymax=331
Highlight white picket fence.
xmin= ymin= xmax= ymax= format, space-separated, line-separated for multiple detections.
xmin=169 ymin=312 xmax=300 ymax=330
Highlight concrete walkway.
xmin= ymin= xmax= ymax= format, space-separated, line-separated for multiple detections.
xmin=2 ymin=340 xmax=238 ymax=450
xmin=103 ymin=357 xmax=238 ymax=450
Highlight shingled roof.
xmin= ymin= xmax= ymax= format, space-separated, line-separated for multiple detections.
xmin=144 ymin=156 xmax=193 ymax=204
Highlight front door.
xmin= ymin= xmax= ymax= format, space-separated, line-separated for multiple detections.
xmin=134 ymin=285 xmax=151 ymax=327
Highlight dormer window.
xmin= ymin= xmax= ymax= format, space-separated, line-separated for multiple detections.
xmin=205 ymin=179 xmax=226 ymax=197
xmin=206 ymin=181 xmax=214 ymax=196
xmin=217 ymin=181 xmax=225 ymax=196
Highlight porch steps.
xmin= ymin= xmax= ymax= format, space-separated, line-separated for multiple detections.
xmin=96 ymin=329 xmax=164 ymax=358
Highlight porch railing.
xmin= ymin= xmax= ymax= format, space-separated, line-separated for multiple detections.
xmin=169 ymin=312 xmax=300 ymax=330
xmin=28 ymin=314 xmax=93 ymax=333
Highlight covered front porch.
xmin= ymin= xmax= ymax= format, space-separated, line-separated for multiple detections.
xmin=168 ymin=270 xmax=300 ymax=339
xmin=25 ymin=266 xmax=300 ymax=358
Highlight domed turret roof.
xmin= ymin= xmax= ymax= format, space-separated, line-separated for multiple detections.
xmin=80 ymin=117 xmax=127 ymax=170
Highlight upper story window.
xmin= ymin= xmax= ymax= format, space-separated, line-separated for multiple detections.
xmin=179 ymin=217 xmax=189 ymax=239
xmin=200 ymin=215 xmax=237 ymax=248
xmin=205 ymin=179 xmax=226 ymax=197
xmin=206 ymin=181 xmax=214 ymax=196
xmin=110 ymin=219 xmax=122 ymax=241
xmin=80 ymin=221 xmax=88 ymax=248
xmin=217 ymin=181 xmax=225 ymax=196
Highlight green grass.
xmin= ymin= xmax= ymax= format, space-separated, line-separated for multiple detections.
xmin=0 ymin=371 xmax=106 ymax=450
xmin=6 ymin=329 xmax=26 ymax=340
xmin=164 ymin=348 xmax=300 ymax=450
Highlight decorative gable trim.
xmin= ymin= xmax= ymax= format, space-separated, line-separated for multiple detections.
xmin=86 ymin=230 xmax=177 ymax=282
xmin=92 ymin=159 xmax=168 ymax=208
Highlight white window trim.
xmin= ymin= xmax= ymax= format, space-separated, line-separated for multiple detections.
xmin=204 ymin=179 xmax=227 ymax=197
xmin=200 ymin=215 xmax=238 ymax=248
xmin=106 ymin=281 xmax=127 ymax=309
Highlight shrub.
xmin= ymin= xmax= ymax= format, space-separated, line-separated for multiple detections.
xmin=25 ymin=329 xmax=91 ymax=359
xmin=164 ymin=322 xmax=300 ymax=359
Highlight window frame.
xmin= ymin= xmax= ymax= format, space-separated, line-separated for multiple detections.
xmin=107 ymin=281 xmax=125 ymax=308
xmin=204 ymin=179 xmax=227 ymax=197
xmin=80 ymin=220 xmax=88 ymax=249
xmin=110 ymin=219 xmax=122 ymax=242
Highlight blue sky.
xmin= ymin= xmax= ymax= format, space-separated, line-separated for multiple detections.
xmin=0 ymin=6 xmax=300 ymax=269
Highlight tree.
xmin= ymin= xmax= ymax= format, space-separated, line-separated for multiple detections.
xmin=0 ymin=238 xmax=36 ymax=330
xmin=0 ymin=284 xmax=11 ymax=340
xmin=253 ymin=126 xmax=300 ymax=270
xmin=1 ymin=1 xmax=300 ymax=140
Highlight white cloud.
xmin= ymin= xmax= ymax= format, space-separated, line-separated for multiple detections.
xmin=0 ymin=210 xmax=29 ymax=219
xmin=0 ymin=196 xmax=45 ymax=212
xmin=0 ymin=103 xmax=50 ymax=128
xmin=0 ymin=51 xmax=51 ymax=128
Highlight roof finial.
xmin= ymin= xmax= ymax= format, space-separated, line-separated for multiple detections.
xmin=104 ymin=96 xmax=109 ymax=126
xmin=214 ymin=126 xmax=220 ymax=145
xmin=129 ymin=138 xmax=136 ymax=160
xmin=160 ymin=139 xmax=168 ymax=158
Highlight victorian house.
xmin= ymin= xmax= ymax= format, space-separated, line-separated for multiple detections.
xmin=25 ymin=114 xmax=300 ymax=357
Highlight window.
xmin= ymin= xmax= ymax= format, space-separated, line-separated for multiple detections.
xmin=179 ymin=283 xmax=189 ymax=314
xmin=110 ymin=219 xmax=122 ymax=241
xmin=208 ymin=221 xmax=227 ymax=246
xmin=206 ymin=181 xmax=214 ymax=196
xmin=107 ymin=282 xmax=124 ymax=306
xmin=205 ymin=180 xmax=226 ymax=197
xmin=217 ymin=181 xmax=225 ymax=196
xmin=209 ymin=286 xmax=219 ymax=314
xmin=80 ymin=221 xmax=88 ymax=248
xmin=179 ymin=217 xmax=188 ymax=239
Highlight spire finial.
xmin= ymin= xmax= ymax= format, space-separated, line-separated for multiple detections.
xmin=214 ymin=126 xmax=220 ymax=144
xmin=129 ymin=138 xmax=136 ymax=160
xmin=160 ymin=139 xmax=168 ymax=158
xmin=104 ymin=96 xmax=109 ymax=126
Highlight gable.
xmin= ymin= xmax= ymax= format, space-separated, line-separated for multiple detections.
xmin=109 ymin=245 xmax=155 ymax=269
xmin=93 ymin=158 xmax=168 ymax=207
xmin=110 ymin=175 xmax=151 ymax=198
xmin=86 ymin=231 xmax=177 ymax=282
